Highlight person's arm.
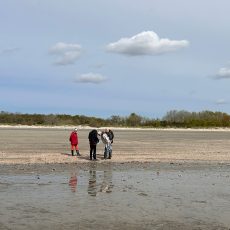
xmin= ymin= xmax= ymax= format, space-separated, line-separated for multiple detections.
xmin=103 ymin=133 xmax=111 ymax=144
xmin=76 ymin=134 xmax=79 ymax=145
xmin=69 ymin=133 xmax=72 ymax=142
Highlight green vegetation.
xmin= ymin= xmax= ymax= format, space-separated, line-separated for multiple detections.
xmin=0 ymin=110 xmax=230 ymax=128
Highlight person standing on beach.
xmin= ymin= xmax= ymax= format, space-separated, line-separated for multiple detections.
xmin=101 ymin=129 xmax=112 ymax=159
xmin=88 ymin=129 xmax=100 ymax=160
xmin=69 ymin=128 xmax=80 ymax=156
xmin=107 ymin=129 xmax=114 ymax=158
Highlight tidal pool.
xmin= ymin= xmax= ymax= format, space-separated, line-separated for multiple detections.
xmin=0 ymin=165 xmax=230 ymax=230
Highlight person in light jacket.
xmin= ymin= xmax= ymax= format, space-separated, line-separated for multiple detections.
xmin=101 ymin=129 xmax=112 ymax=159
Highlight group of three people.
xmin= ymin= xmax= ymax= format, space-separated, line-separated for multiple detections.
xmin=69 ymin=128 xmax=114 ymax=160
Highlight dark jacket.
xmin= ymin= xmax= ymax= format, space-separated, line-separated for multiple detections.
xmin=107 ymin=130 xmax=114 ymax=143
xmin=88 ymin=129 xmax=99 ymax=145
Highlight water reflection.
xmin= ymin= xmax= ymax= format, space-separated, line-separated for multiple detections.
xmin=69 ymin=173 xmax=78 ymax=192
xmin=88 ymin=170 xmax=97 ymax=196
xmin=100 ymin=170 xmax=113 ymax=193
xmin=87 ymin=169 xmax=113 ymax=196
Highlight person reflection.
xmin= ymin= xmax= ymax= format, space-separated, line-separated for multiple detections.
xmin=100 ymin=170 xmax=113 ymax=193
xmin=88 ymin=170 xmax=97 ymax=196
xmin=69 ymin=173 xmax=78 ymax=193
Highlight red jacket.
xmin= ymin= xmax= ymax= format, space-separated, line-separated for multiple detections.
xmin=69 ymin=132 xmax=78 ymax=145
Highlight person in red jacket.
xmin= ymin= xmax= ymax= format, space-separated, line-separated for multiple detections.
xmin=69 ymin=128 xmax=80 ymax=156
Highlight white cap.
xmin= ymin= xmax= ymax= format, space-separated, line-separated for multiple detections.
xmin=74 ymin=128 xmax=78 ymax=131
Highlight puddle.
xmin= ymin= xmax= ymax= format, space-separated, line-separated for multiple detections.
xmin=0 ymin=167 xmax=230 ymax=229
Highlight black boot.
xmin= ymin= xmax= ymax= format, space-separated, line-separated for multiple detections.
xmin=76 ymin=150 xmax=81 ymax=156
xmin=71 ymin=150 xmax=74 ymax=156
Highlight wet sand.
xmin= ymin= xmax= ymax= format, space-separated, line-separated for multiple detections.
xmin=1 ymin=164 xmax=230 ymax=230
xmin=0 ymin=127 xmax=230 ymax=229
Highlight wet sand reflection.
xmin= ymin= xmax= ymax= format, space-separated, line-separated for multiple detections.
xmin=1 ymin=167 xmax=230 ymax=229
xmin=88 ymin=170 xmax=97 ymax=196
xmin=87 ymin=169 xmax=113 ymax=196
xmin=100 ymin=170 xmax=113 ymax=193
xmin=68 ymin=173 xmax=78 ymax=192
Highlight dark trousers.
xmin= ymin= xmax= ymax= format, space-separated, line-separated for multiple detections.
xmin=90 ymin=144 xmax=97 ymax=160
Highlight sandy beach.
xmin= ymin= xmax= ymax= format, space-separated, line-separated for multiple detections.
xmin=0 ymin=126 xmax=230 ymax=165
xmin=1 ymin=126 xmax=230 ymax=230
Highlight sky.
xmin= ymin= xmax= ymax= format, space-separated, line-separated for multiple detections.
xmin=1 ymin=0 xmax=230 ymax=119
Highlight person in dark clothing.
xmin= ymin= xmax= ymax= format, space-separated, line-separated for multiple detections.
xmin=108 ymin=129 xmax=114 ymax=143
xmin=88 ymin=129 xmax=100 ymax=160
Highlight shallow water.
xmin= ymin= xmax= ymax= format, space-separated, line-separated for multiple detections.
xmin=0 ymin=166 xmax=230 ymax=230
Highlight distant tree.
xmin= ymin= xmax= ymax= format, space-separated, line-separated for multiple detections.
xmin=0 ymin=110 xmax=230 ymax=128
xmin=126 ymin=113 xmax=142 ymax=127
xmin=109 ymin=115 xmax=125 ymax=126
xmin=43 ymin=114 xmax=59 ymax=125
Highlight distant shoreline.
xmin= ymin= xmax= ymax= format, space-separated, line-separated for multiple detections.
xmin=1 ymin=124 xmax=230 ymax=132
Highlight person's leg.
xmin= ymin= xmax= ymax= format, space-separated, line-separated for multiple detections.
xmin=71 ymin=145 xmax=75 ymax=156
xmin=90 ymin=145 xmax=93 ymax=160
xmin=76 ymin=145 xmax=80 ymax=156
xmin=93 ymin=145 xmax=97 ymax=160
xmin=104 ymin=144 xmax=109 ymax=159
xmin=95 ymin=145 xmax=97 ymax=159
xmin=104 ymin=145 xmax=107 ymax=159
xmin=108 ymin=144 xmax=112 ymax=159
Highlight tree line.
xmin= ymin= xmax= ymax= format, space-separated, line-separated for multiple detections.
xmin=0 ymin=110 xmax=230 ymax=128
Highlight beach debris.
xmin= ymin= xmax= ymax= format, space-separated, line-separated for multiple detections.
xmin=138 ymin=192 xmax=148 ymax=197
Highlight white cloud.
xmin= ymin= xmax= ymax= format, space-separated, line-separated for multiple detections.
xmin=106 ymin=31 xmax=189 ymax=56
xmin=75 ymin=73 xmax=107 ymax=84
xmin=215 ymin=99 xmax=228 ymax=105
xmin=215 ymin=67 xmax=230 ymax=79
xmin=0 ymin=47 xmax=19 ymax=55
xmin=49 ymin=42 xmax=82 ymax=65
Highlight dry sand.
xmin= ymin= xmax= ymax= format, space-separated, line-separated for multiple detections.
xmin=0 ymin=126 xmax=230 ymax=165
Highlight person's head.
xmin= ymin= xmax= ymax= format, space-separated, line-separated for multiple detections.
xmin=105 ymin=128 xmax=109 ymax=132
xmin=74 ymin=128 xmax=78 ymax=132
xmin=97 ymin=130 xmax=102 ymax=136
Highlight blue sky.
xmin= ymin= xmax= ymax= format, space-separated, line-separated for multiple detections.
xmin=1 ymin=0 xmax=230 ymax=118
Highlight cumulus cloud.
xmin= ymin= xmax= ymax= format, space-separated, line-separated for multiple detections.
xmin=75 ymin=73 xmax=107 ymax=84
xmin=49 ymin=42 xmax=82 ymax=65
xmin=106 ymin=31 xmax=189 ymax=56
xmin=215 ymin=99 xmax=228 ymax=105
xmin=214 ymin=67 xmax=230 ymax=79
